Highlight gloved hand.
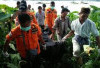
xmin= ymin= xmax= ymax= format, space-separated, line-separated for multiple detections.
xmin=42 ymin=44 xmax=46 ymax=50
xmin=3 ymin=51 xmax=9 ymax=57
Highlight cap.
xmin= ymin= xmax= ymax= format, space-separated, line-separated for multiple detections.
xmin=61 ymin=8 xmax=70 ymax=13
xmin=19 ymin=0 xmax=27 ymax=11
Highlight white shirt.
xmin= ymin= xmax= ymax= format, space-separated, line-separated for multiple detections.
xmin=71 ymin=18 xmax=99 ymax=38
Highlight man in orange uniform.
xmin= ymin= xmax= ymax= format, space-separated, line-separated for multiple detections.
xmin=3 ymin=13 xmax=45 ymax=68
xmin=15 ymin=0 xmax=38 ymax=26
xmin=44 ymin=1 xmax=57 ymax=34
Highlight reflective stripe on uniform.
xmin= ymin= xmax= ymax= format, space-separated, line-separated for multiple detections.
xmin=9 ymin=32 xmax=12 ymax=37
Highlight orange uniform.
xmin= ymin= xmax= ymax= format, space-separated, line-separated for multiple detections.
xmin=15 ymin=12 xmax=38 ymax=26
xmin=27 ymin=12 xmax=38 ymax=25
xmin=44 ymin=8 xmax=57 ymax=32
xmin=6 ymin=23 xmax=42 ymax=58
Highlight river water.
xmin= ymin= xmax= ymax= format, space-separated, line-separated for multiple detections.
xmin=0 ymin=1 xmax=100 ymax=15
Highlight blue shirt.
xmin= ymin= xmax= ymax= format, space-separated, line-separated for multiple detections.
xmin=35 ymin=11 xmax=45 ymax=26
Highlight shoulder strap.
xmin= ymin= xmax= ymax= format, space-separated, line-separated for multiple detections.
xmin=21 ymin=31 xmax=27 ymax=50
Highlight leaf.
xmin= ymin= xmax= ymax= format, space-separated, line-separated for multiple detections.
xmin=10 ymin=53 xmax=21 ymax=61
xmin=84 ymin=60 xmax=93 ymax=68
xmin=7 ymin=63 xmax=18 ymax=68
xmin=0 ymin=13 xmax=11 ymax=22
xmin=9 ymin=43 xmax=16 ymax=51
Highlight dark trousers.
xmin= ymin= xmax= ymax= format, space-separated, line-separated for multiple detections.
xmin=20 ymin=55 xmax=41 ymax=68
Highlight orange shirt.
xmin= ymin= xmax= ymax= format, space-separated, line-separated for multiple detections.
xmin=6 ymin=23 xmax=42 ymax=58
xmin=44 ymin=8 xmax=57 ymax=32
xmin=15 ymin=12 xmax=38 ymax=26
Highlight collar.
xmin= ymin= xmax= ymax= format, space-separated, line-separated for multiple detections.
xmin=78 ymin=18 xmax=87 ymax=25
xmin=60 ymin=16 xmax=67 ymax=20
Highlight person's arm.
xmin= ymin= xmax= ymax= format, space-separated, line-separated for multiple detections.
xmin=96 ymin=36 xmax=100 ymax=48
xmin=50 ymin=18 xmax=58 ymax=40
xmin=44 ymin=9 xmax=50 ymax=26
xmin=91 ymin=22 xmax=100 ymax=48
xmin=68 ymin=17 xmax=71 ymax=30
xmin=35 ymin=13 xmax=38 ymax=19
xmin=50 ymin=29 xmax=56 ymax=40
xmin=38 ymin=35 xmax=45 ymax=44
xmin=33 ymin=14 xmax=39 ymax=25
xmin=3 ymin=40 xmax=10 ymax=52
xmin=4 ymin=28 xmax=17 ymax=52
xmin=54 ymin=10 xmax=57 ymax=19
xmin=36 ymin=24 xmax=45 ymax=44
xmin=37 ymin=28 xmax=46 ymax=50
xmin=62 ymin=20 xmax=75 ymax=41
xmin=62 ymin=30 xmax=74 ymax=41
xmin=11 ymin=11 xmax=19 ymax=22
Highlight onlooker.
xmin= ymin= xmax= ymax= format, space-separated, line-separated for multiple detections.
xmin=61 ymin=5 xmax=64 ymax=9
xmin=51 ymin=8 xmax=71 ymax=41
xmin=62 ymin=7 xmax=100 ymax=64
xmin=11 ymin=1 xmax=20 ymax=21
xmin=42 ymin=4 xmax=46 ymax=11
xmin=16 ymin=1 xmax=20 ymax=9
xmin=27 ymin=4 xmax=31 ymax=12
xmin=32 ymin=8 xmax=35 ymax=12
xmin=36 ymin=6 xmax=45 ymax=30
xmin=10 ymin=1 xmax=20 ymax=31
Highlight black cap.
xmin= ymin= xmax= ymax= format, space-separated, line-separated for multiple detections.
xmin=61 ymin=8 xmax=70 ymax=13
xmin=43 ymin=4 xmax=46 ymax=7
xmin=51 ymin=1 xmax=55 ymax=5
xmin=79 ymin=7 xmax=90 ymax=14
xmin=19 ymin=0 xmax=27 ymax=11
xmin=17 ymin=1 xmax=20 ymax=5
xmin=38 ymin=6 xmax=42 ymax=9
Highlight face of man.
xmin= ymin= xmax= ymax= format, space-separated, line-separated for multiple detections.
xmin=20 ymin=21 xmax=31 ymax=28
xmin=79 ymin=13 xmax=89 ymax=23
xmin=50 ymin=3 xmax=55 ymax=10
xmin=28 ymin=5 xmax=31 ymax=10
xmin=61 ymin=11 xmax=68 ymax=18
xmin=38 ymin=8 xmax=42 ymax=13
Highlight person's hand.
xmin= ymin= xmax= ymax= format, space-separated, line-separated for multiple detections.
xmin=42 ymin=44 xmax=46 ymax=50
xmin=49 ymin=34 xmax=55 ymax=40
xmin=3 ymin=51 xmax=9 ymax=57
xmin=62 ymin=36 xmax=67 ymax=42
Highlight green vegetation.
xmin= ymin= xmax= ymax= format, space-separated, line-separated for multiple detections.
xmin=0 ymin=4 xmax=100 ymax=68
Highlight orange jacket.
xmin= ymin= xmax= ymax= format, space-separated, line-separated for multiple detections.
xmin=15 ymin=12 xmax=38 ymax=26
xmin=44 ymin=8 xmax=57 ymax=32
xmin=6 ymin=23 xmax=42 ymax=58
xmin=27 ymin=12 xmax=38 ymax=25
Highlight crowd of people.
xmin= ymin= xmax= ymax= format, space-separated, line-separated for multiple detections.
xmin=3 ymin=0 xmax=100 ymax=68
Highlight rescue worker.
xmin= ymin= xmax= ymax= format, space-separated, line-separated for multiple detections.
xmin=15 ymin=1 xmax=20 ymax=8
xmin=42 ymin=4 xmax=46 ymax=11
xmin=3 ymin=13 xmax=46 ymax=68
xmin=44 ymin=1 xmax=57 ymax=34
xmin=15 ymin=0 xmax=38 ymax=26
